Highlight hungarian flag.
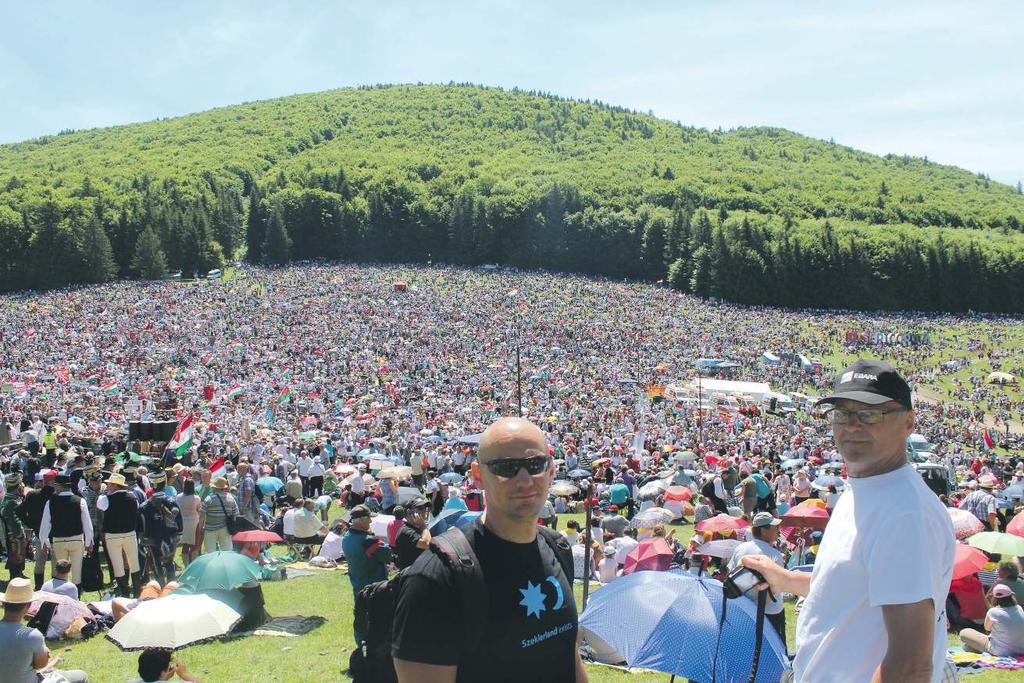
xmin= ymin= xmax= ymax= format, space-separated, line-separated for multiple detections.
xmin=54 ymin=368 xmax=70 ymax=384
xmin=169 ymin=413 xmax=196 ymax=457
xmin=226 ymin=384 xmax=244 ymax=400
xmin=277 ymin=386 xmax=292 ymax=405
xmin=983 ymin=429 xmax=995 ymax=450
xmin=202 ymin=353 xmax=215 ymax=368
xmin=83 ymin=373 xmax=100 ymax=384
xmin=208 ymin=455 xmax=228 ymax=480
xmin=100 ymin=380 xmax=118 ymax=395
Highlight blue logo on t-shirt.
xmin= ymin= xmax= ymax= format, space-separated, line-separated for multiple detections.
xmin=519 ymin=580 xmax=547 ymax=619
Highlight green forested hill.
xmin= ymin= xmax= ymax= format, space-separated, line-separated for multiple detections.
xmin=1 ymin=83 xmax=1022 ymax=311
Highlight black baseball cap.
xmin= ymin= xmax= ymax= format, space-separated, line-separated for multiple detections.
xmin=342 ymin=504 xmax=374 ymax=523
xmin=815 ymin=359 xmax=912 ymax=410
xmin=406 ymin=496 xmax=429 ymax=510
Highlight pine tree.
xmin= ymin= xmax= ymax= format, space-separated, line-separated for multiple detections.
xmin=245 ymin=190 xmax=267 ymax=263
xmin=263 ymin=208 xmax=292 ymax=264
xmin=80 ymin=214 xmax=117 ymax=283
xmin=131 ymin=226 xmax=168 ymax=279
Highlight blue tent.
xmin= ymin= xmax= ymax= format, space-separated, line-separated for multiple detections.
xmin=580 ymin=570 xmax=788 ymax=683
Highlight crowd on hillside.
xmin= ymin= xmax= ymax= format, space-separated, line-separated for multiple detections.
xmin=0 ymin=263 xmax=1022 ymax=681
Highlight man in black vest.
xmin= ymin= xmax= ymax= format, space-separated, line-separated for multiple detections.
xmin=97 ymin=472 xmax=142 ymax=597
xmin=16 ymin=472 xmax=54 ymax=590
xmin=38 ymin=474 xmax=94 ymax=590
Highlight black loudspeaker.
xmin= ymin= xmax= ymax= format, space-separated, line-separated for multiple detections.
xmin=129 ymin=420 xmax=179 ymax=442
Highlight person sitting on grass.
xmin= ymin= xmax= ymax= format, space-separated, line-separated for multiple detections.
xmin=959 ymin=583 xmax=1024 ymax=657
xmin=40 ymin=558 xmax=79 ymax=600
xmin=0 ymin=578 xmax=89 ymax=682
xmin=131 ymin=648 xmax=202 ymax=682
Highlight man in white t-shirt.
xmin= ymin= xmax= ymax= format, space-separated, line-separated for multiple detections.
xmin=742 ymin=360 xmax=955 ymax=683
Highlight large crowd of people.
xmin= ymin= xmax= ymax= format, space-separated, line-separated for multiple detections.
xmin=0 ymin=262 xmax=1022 ymax=681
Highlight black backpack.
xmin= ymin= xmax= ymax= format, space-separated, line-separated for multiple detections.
xmin=348 ymin=524 xmax=573 ymax=683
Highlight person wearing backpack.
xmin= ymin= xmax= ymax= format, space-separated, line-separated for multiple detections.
xmin=391 ymin=417 xmax=587 ymax=683
xmin=139 ymin=472 xmax=183 ymax=585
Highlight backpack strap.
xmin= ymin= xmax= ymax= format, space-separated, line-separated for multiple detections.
xmin=429 ymin=526 xmax=488 ymax=654
xmin=536 ymin=525 xmax=574 ymax=584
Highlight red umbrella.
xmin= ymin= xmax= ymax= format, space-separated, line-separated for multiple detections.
xmin=781 ymin=502 xmax=830 ymax=530
xmin=231 ymin=530 xmax=284 ymax=543
xmin=664 ymin=486 xmax=693 ymax=502
xmin=704 ymin=454 xmax=720 ymax=466
xmin=1008 ymin=511 xmax=1024 ymax=539
xmin=621 ymin=538 xmax=674 ymax=575
xmin=695 ymin=514 xmax=750 ymax=534
xmin=952 ymin=543 xmax=989 ymax=580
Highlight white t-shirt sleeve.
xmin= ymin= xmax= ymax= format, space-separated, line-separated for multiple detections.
xmin=866 ymin=511 xmax=943 ymax=607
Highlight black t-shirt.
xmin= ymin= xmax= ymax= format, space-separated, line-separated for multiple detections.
xmin=394 ymin=521 xmax=425 ymax=570
xmin=392 ymin=522 xmax=577 ymax=682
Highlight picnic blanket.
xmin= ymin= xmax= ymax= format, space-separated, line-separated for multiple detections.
xmin=249 ymin=616 xmax=326 ymax=638
xmin=948 ymin=646 xmax=1024 ymax=672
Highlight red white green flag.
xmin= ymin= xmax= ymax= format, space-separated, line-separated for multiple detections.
xmin=202 ymin=353 xmax=215 ymax=368
xmin=100 ymin=380 xmax=118 ymax=395
xmin=277 ymin=386 xmax=292 ymax=405
xmin=169 ymin=413 xmax=195 ymax=457
xmin=226 ymin=384 xmax=244 ymax=400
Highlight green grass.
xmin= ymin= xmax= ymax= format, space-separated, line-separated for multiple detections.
xmin=38 ymin=512 xmax=1018 ymax=681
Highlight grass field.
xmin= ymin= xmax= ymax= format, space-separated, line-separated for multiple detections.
xmin=37 ymin=512 xmax=1016 ymax=682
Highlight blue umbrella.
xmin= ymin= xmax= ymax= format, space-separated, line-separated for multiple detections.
xmin=429 ymin=507 xmax=468 ymax=534
xmin=780 ymin=458 xmax=805 ymax=470
xmin=439 ymin=472 xmax=464 ymax=484
xmin=256 ymin=476 xmax=284 ymax=494
xmin=567 ymin=469 xmax=590 ymax=479
xmin=452 ymin=511 xmax=482 ymax=530
xmin=813 ymin=475 xmax=844 ymax=490
xmin=580 ymin=570 xmax=787 ymax=683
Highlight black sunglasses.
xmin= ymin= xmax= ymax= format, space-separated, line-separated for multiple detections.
xmin=483 ymin=456 xmax=551 ymax=479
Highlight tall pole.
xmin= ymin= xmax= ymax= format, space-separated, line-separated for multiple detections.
xmin=516 ymin=344 xmax=523 ymax=416
xmin=581 ymin=480 xmax=593 ymax=610
xmin=697 ymin=371 xmax=703 ymax=447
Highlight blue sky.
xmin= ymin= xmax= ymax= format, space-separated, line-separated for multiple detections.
xmin=2 ymin=1 xmax=1021 ymax=185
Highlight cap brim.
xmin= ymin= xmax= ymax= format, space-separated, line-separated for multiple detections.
xmin=815 ymin=391 xmax=893 ymax=407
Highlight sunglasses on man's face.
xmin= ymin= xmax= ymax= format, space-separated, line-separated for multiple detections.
xmin=482 ymin=456 xmax=551 ymax=479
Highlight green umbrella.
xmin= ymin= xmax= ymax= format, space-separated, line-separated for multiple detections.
xmin=967 ymin=531 xmax=1024 ymax=556
xmin=177 ymin=551 xmax=262 ymax=591
xmin=116 ymin=451 xmax=141 ymax=463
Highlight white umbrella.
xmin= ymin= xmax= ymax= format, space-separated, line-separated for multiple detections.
xmin=630 ymin=507 xmax=675 ymax=528
xmin=638 ymin=479 xmax=670 ymax=500
xmin=550 ymin=481 xmax=579 ymax=497
xmin=378 ymin=465 xmax=412 ymax=480
xmin=107 ymin=594 xmax=241 ymax=651
xmin=695 ymin=539 xmax=742 ymax=559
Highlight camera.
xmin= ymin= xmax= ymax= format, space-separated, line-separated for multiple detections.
xmin=723 ymin=565 xmax=765 ymax=600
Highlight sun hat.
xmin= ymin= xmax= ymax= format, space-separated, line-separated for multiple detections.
xmin=0 ymin=578 xmax=35 ymax=605
xmin=751 ymin=512 xmax=782 ymax=528
xmin=211 ymin=476 xmax=229 ymax=490
xmin=148 ymin=471 xmax=166 ymax=485
xmin=978 ymin=474 xmax=997 ymax=489
xmin=815 ymin=359 xmax=912 ymax=410
xmin=991 ymin=584 xmax=1013 ymax=599
xmin=104 ymin=472 xmax=127 ymax=487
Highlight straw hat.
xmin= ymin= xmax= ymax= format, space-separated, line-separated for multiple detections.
xmin=0 ymin=578 xmax=35 ymax=606
xmin=105 ymin=473 xmax=127 ymax=487
xmin=4 ymin=472 xmax=22 ymax=488
xmin=212 ymin=476 xmax=229 ymax=490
